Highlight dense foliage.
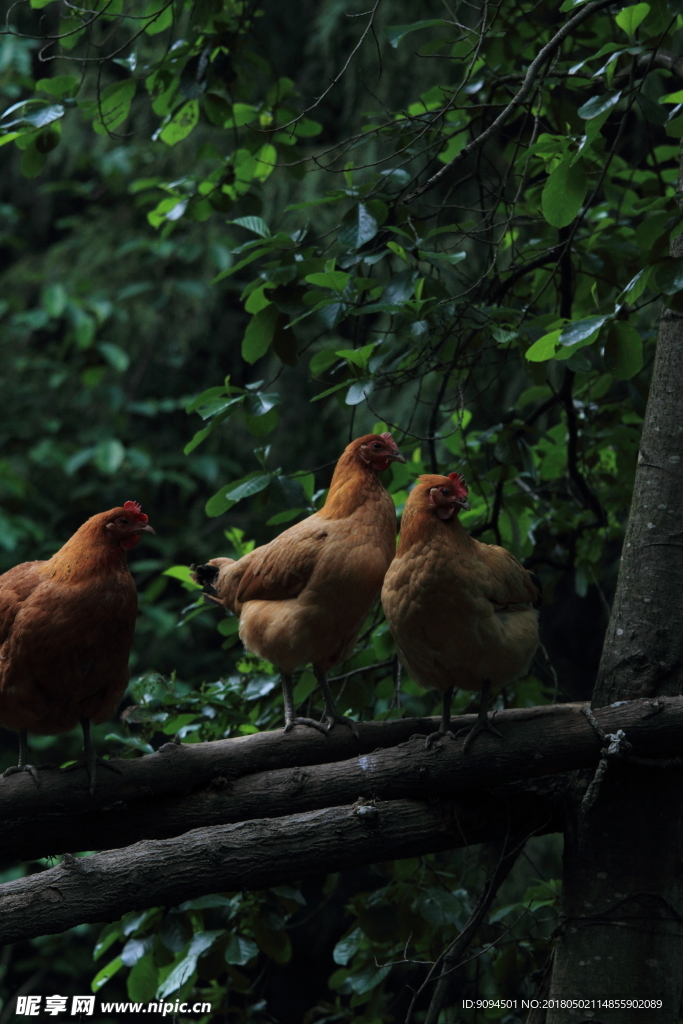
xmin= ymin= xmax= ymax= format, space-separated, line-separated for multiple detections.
xmin=0 ymin=0 xmax=681 ymax=1018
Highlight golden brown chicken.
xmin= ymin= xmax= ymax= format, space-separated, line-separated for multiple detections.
xmin=193 ymin=433 xmax=404 ymax=732
xmin=381 ymin=473 xmax=540 ymax=750
xmin=0 ymin=501 xmax=155 ymax=792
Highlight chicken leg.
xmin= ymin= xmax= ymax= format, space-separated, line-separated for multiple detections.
xmin=62 ymin=718 xmax=122 ymax=796
xmin=313 ymin=667 xmax=358 ymax=734
xmin=3 ymin=730 xmax=40 ymax=785
xmin=425 ymin=686 xmax=456 ymax=749
xmin=281 ymin=673 xmax=328 ymax=735
xmin=459 ymin=678 xmax=503 ymax=753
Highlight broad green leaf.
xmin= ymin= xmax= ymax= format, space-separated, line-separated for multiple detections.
xmin=615 ymin=3 xmax=650 ymax=36
xmin=225 ymin=473 xmax=272 ymax=502
xmin=20 ymin=144 xmax=47 ymax=179
xmin=229 ymin=216 xmax=272 ymax=238
xmin=224 ymin=935 xmax=259 ymax=966
xmin=91 ymin=956 xmax=124 ymax=992
xmin=541 ymin=156 xmax=587 ymax=227
xmin=604 ymin=322 xmax=643 ymax=379
xmin=293 ymin=118 xmax=323 ymax=137
xmin=333 ymin=928 xmax=362 ymax=966
xmin=127 ymin=955 xmax=158 ymax=1003
xmin=242 ymin=304 xmax=279 ymax=364
xmin=160 ymin=100 xmax=199 ymax=146
xmin=253 ymin=143 xmax=277 ymax=182
xmin=41 ymin=283 xmax=68 ymax=317
xmin=338 ymin=205 xmax=378 ymax=250
xmin=578 ymin=92 xmax=621 ymax=120
xmin=385 ymin=20 xmax=447 ymax=48
xmin=144 ymin=0 xmax=173 ymax=35
xmin=653 ymin=258 xmax=683 ymax=295
xmin=95 ymin=439 xmax=126 ymax=474
xmin=526 ymin=330 xmax=561 ymax=362
xmin=309 ymin=348 xmax=341 ymax=376
xmin=98 ymin=342 xmax=130 ymax=372
xmin=36 ymin=75 xmax=79 ymax=99
xmin=418 ymin=249 xmax=467 ymax=266
xmin=266 ymin=508 xmax=304 ymax=525
xmin=305 ymin=271 xmax=350 ymax=291
xmin=558 ymin=315 xmax=609 ymax=347
xmin=346 ymin=379 xmax=374 ymax=405
xmin=163 ymin=565 xmax=201 ymax=590
xmin=92 ymin=80 xmax=136 ymax=136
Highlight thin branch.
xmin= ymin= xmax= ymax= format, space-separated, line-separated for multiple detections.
xmin=402 ymin=0 xmax=617 ymax=204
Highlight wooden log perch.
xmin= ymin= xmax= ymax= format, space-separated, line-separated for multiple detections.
xmin=4 ymin=696 xmax=683 ymax=864
xmin=0 ymin=784 xmax=564 ymax=944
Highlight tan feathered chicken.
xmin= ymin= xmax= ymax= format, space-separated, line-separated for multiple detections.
xmin=382 ymin=473 xmax=540 ymax=750
xmin=193 ymin=433 xmax=404 ymax=732
xmin=0 ymin=501 xmax=155 ymax=792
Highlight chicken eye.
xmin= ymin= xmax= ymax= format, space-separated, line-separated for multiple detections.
xmin=440 ymin=488 xmax=450 ymax=496
xmin=372 ymin=443 xmax=382 ymax=449
xmin=117 ymin=518 xmax=130 ymax=526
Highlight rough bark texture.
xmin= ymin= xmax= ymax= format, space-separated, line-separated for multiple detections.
xmin=546 ymin=150 xmax=683 ymax=1024
xmin=0 ymin=715 xmax=447 ymax=822
xmin=5 ymin=698 xmax=683 ymax=864
xmin=0 ymin=787 xmax=564 ymax=944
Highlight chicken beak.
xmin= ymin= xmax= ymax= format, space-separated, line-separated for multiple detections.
xmin=456 ymin=498 xmax=470 ymax=511
xmin=132 ymin=523 xmax=156 ymax=535
xmin=388 ymin=451 xmax=406 ymax=464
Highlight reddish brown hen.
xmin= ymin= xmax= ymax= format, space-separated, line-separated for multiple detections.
xmin=193 ymin=433 xmax=404 ymax=732
xmin=382 ymin=473 xmax=540 ymax=750
xmin=0 ymin=501 xmax=155 ymax=792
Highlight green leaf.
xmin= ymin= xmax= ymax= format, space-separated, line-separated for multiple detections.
xmin=92 ymin=956 xmax=124 ymax=992
xmin=615 ymin=3 xmax=650 ymax=36
xmin=229 ymin=216 xmax=272 ymax=238
xmin=163 ymin=565 xmax=201 ymax=590
xmin=95 ymin=439 xmax=126 ymax=474
xmin=242 ymin=304 xmax=279 ymax=364
xmin=94 ymin=922 xmax=122 ymax=961
xmin=253 ymin=143 xmax=277 ymax=182
xmin=653 ymin=258 xmax=683 ymax=295
xmin=346 ymin=379 xmax=374 ymax=405
xmin=577 ymin=92 xmax=621 ymax=120
xmin=558 ymin=315 xmax=609 ymax=347
xmin=604 ymin=322 xmax=643 ymax=379
xmin=226 ymin=473 xmax=272 ymax=502
xmin=36 ymin=75 xmax=79 ymax=99
xmin=92 ymin=80 xmax=136 ymax=136
xmin=418 ymin=249 xmax=467 ymax=266
xmin=385 ymin=20 xmax=447 ymax=48
xmin=305 ymin=271 xmax=350 ymax=291
xmin=98 ymin=342 xmax=130 ymax=372
xmin=338 ymin=204 xmax=379 ymax=250
xmin=160 ymin=100 xmax=199 ymax=146
xmin=292 ymin=118 xmax=323 ymax=137
xmin=127 ymin=955 xmax=158 ymax=1003
xmin=41 ymin=283 xmax=68 ymax=317
xmin=526 ymin=329 xmax=560 ymax=362
xmin=541 ymin=156 xmax=587 ymax=228
xmin=20 ymin=144 xmax=47 ymax=179
xmin=266 ymin=508 xmax=304 ymax=525
xmin=333 ymin=928 xmax=362 ymax=966
xmin=309 ymin=348 xmax=341 ymax=376
xmin=144 ymin=0 xmax=173 ymax=34
xmin=224 ymin=935 xmax=259 ymax=966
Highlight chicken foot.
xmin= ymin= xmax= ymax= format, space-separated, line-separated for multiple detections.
xmin=313 ymin=668 xmax=358 ymax=735
xmin=425 ymin=687 xmax=456 ymax=749
xmin=62 ymin=718 xmax=122 ymax=796
xmin=281 ymin=674 xmax=328 ymax=735
xmin=2 ymin=730 xmax=44 ymax=786
xmin=458 ymin=679 xmax=503 ymax=753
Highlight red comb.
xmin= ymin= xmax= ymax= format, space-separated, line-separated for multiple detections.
xmin=123 ymin=500 xmax=148 ymax=523
xmin=448 ymin=472 xmax=468 ymax=492
xmin=380 ymin=431 xmax=397 ymax=449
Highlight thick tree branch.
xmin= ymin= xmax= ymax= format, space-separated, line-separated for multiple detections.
xmin=4 ymin=699 xmax=683 ymax=863
xmin=0 ymin=786 xmax=564 ymax=945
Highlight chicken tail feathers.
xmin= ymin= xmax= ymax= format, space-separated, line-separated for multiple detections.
xmin=191 ymin=563 xmax=220 ymax=594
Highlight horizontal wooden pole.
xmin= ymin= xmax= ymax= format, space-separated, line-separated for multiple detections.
xmin=0 ymin=784 xmax=563 ymax=944
xmin=4 ymin=696 xmax=683 ymax=864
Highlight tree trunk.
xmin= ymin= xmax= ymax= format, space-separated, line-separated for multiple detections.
xmin=546 ymin=147 xmax=683 ymax=1024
